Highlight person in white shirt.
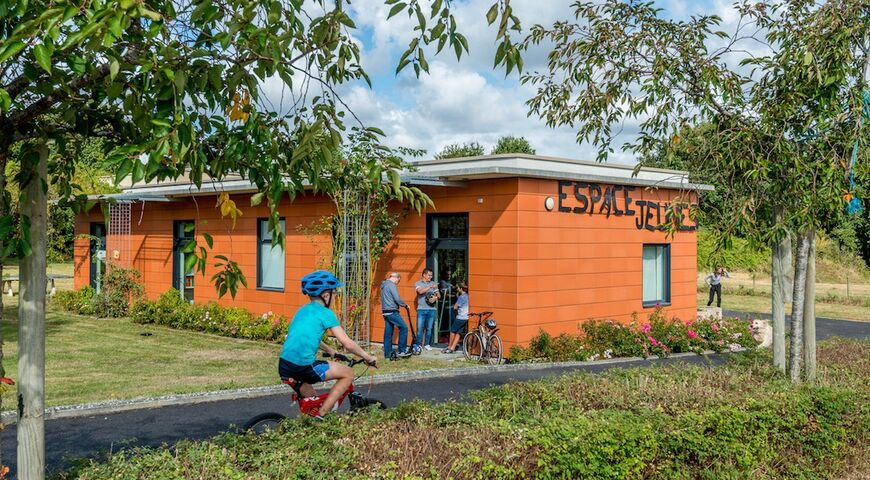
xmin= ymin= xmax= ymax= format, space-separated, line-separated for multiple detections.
xmin=705 ymin=266 xmax=730 ymax=307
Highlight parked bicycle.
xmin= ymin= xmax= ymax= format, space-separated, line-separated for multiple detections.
xmin=463 ymin=311 xmax=502 ymax=365
xmin=244 ymin=352 xmax=384 ymax=432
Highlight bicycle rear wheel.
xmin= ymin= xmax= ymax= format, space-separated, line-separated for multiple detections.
xmin=463 ymin=332 xmax=482 ymax=361
xmin=486 ymin=335 xmax=503 ymax=365
xmin=244 ymin=412 xmax=286 ymax=433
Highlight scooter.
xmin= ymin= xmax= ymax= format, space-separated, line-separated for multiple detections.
xmin=389 ymin=305 xmax=422 ymax=360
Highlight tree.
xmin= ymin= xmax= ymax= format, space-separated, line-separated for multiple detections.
xmin=491 ymin=135 xmax=535 ymax=155
xmin=435 ymin=142 xmax=485 ymax=159
xmin=1 ymin=0 xmax=519 ymax=476
xmin=317 ymin=134 xmax=431 ymax=342
xmin=513 ymin=0 xmax=870 ymax=382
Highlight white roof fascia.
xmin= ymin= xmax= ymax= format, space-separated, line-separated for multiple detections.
xmin=410 ymin=154 xmax=714 ymax=191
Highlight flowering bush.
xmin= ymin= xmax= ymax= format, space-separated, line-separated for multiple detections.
xmin=510 ymin=307 xmax=759 ymax=362
xmin=130 ymin=289 xmax=290 ymax=341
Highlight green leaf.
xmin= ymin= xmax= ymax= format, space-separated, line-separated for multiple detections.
xmin=0 ymin=88 xmax=10 ymax=112
xmin=250 ymin=192 xmax=265 ymax=206
xmin=114 ymin=159 xmax=133 ymax=185
xmin=430 ymin=0 xmax=443 ymax=18
xmin=486 ymin=3 xmax=498 ymax=24
xmin=33 ymin=43 xmax=52 ymax=73
xmin=184 ymin=252 xmax=197 ymax=272
xmin=181 ymin=239 xmax=196 ymax=254
xmin=387 ymin=2 xmax=406 ymax=19
xmin=132 ymin=160 xmax=145 ymax=184
xmin=803 ymin=50 xmax=813 ymax=66
xmin=140 ymin=8 xmax=162 ymax=21
xmin=0 ymin=41 xmax=25 ymax=64
xmin=203 ymin=233 xmax=214 ymax=249
xmin=66 ymin=55 xmax=87 ymax=75
xmin=109 ymin=59 xmax=119 ymax=80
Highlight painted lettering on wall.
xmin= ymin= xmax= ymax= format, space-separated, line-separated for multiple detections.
xmin=555 ymin=180 xmax=697 ymax=231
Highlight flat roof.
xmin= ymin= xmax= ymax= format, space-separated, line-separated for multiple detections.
xmin=410 ymin=154 xmax=714 ymax=191
xmin=91 ymin=154 xmax=713 ymax=202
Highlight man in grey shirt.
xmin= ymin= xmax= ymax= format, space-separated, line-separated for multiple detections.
xmin=380 ymin=272 xmax=411 ymax=359
xmin=414 ymin=268 xmax=440 ymax=351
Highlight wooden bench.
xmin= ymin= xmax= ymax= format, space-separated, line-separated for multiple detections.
xmin=2 ymin=274 xmax=74 ymax=297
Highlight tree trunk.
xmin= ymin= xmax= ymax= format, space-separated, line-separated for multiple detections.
xmin=803 ymin=231 xmax=817 ymax=381
xmin=0 ymin=148 xmax=7 ymax=470
xmin=18 ymin=143 xmax=48 ymax=480
xmin=771 ymin=221 xmax=789 ymax=373
xmin=789 ymin=232 xmax=810 ymax=382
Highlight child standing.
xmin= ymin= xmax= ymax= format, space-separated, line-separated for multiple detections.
xmin=443 ymin=282 xmax=469 ymax=354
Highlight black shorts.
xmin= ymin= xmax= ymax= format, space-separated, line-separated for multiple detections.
xmin=278 ymin=358 xmax=330 ymax=385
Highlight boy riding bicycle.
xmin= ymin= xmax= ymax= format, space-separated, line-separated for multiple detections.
xmin=279 ymin=270 xmax=378 ymax=419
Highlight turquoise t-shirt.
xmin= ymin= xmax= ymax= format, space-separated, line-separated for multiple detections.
xmin=280 ymin=302 xmax=340 ymax=365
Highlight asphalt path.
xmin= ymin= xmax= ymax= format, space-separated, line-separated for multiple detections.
xmin=1 ymin=313 xmax=867 ymax=477
xmin=722 ymin=309 xmax=870 ymax=340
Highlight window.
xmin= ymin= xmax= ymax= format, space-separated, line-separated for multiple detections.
xmin=257 ymin=218 xmax=286 ymax=290
xmin=642 ymin=244 xmax=670 ymax=307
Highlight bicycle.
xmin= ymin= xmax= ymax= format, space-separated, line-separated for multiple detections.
xmin=462 ymin=311 xmax=502 ymax=365
xmin=244 ymin=353 xmax=385 ymax=433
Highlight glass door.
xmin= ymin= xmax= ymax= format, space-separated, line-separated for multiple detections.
xmin=426 ymin=214 xmax=468 ymax=344
xmin=89 ymin=222 xmax=107 ymax=290
xmin=172 ymin=220 xmax=196 ymax=302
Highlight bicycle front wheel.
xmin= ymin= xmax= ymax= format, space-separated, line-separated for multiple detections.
xmin=486 ymin=335 xmax=503 ymax=365
xmin=463 ymin=332 xmax=482 ymax=361
xmin=244 ymin=412 xmax=286 ymax=433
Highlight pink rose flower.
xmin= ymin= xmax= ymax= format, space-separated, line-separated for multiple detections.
xmin=687 ymin=330 xmax=698 ymax=339
xmin=641 ymin=323 xmax=651 ymax=334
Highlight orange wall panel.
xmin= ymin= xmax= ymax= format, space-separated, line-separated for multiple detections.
xmin=75 ymin=175 xmax=701 ymax=353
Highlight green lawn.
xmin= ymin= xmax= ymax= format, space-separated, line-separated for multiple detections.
xmin=0 ymin=304 xmax=463 ymax=409
xmin=698 ymin=291 xmax=870 ymax=321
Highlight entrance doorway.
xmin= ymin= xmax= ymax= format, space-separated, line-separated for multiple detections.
xmin=172 ymin=220 xmax=196 ymax=302
xmin=426 ymin=214 xmax=468 ymax=344
xmin=89 ymin=222 xmax=106 ymax=290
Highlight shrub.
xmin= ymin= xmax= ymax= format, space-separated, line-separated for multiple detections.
xmin=131 ymin=289 xmax=290 ymax=342
xmin=52 ymin=266 xmax=143 ymax=318
xmin=58 ymin=340 xmax=870 ymax=480
xmin=511 ymin=307 xmax=759 ymax=362
xmin=510 ymin=331 xmax=589 ymax=362
xmin=53 ymin=286 xmax=96 ymax=315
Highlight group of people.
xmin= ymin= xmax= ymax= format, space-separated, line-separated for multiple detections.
xmin=275 ymin=268 xmax=468 ymax=419
xmin=379 ymin=268 xmax=468 ymax=357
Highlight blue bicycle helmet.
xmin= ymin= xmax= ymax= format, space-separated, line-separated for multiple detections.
xmin=485 ymin=318 xmax=497 ymax=330
xmin=301 ymin=270 xmax=343 ymax=296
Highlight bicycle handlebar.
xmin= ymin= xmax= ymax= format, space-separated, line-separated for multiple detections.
xmin=322 ymin=352 xmax=376 ymax=367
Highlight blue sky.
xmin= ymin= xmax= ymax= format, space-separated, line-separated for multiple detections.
xmin=265 ymin=0 xmax=735 ymax=164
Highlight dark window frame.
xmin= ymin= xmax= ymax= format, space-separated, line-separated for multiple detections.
xmin=256 ymin=217 xmax=286 ymax=292
xmin=641 ymin=243 xmax=671 ymax=308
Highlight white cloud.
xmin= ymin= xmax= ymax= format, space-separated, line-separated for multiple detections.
xmin=257 ymin=0 xmax=767 ymax=166
xmin=340 ymin=61 xmax=637 ymax=163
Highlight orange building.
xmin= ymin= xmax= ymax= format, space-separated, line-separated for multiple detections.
xmin=75 ymin=154 xmax=710 ymax=351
